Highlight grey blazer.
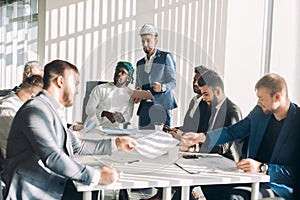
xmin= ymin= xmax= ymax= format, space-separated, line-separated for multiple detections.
xmin=3 ymin=91 xmax=112 ymax=200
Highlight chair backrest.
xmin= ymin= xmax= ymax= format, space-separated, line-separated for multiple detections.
xmin=0 ymin=89 xmax=12 ymax=99
xmin=82 ymin=81 xmax=108 ymax=122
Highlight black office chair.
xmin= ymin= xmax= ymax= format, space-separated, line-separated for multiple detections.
xmin=82 ymin=81 xmax=108 ymax=122
xmin=0 ymin=89 xmax=12 ymax=99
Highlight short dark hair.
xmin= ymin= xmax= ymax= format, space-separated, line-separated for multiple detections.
xmin=198 ymin=70 xmax=224 ymax=91
xmin=21 ymin=74 xmax=44 ymax=89
xmin=43 ymin=60 xmax=79 ymax=89
xmin=194 ymin=65 xmax=209 ymax=75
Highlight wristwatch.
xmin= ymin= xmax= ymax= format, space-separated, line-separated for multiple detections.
xmin=260 ymin=163 xmax=268 ymax=174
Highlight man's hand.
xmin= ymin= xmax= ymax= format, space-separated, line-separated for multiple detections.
xmin=101 ymin=111 xmax=115 ymax=123
xmin=98 ymin=166 xmax=119 ymax=185
xmin=116 ymin=136 xmax=137 ymax=151
xmin=152 ymin=82 xmax=162 ymax=92
xmin=168 ymin=128 xmax=183 ymax=140
xmin=236 ymin=158 xmax=262 ymax=173
xmin=114 ymin=112 xmax=125 ymax=123
xmin=132 ymin=97 xmax=141 ymax=104
xmin=72 ymin=123 xmax=84 ymax=131
xmin=180 ymin=132 xmax=206 ymax=151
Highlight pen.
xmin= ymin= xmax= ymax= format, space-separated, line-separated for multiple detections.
xmin=126 ymin=159 xmax=140 ymax=164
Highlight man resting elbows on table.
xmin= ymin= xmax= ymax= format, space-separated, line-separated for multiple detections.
xmin=2 ymin=59 xmax=137 ymax=200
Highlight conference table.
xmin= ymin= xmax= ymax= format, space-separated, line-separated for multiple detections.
xmin=74 ymin=129 xmax=270 ymax=200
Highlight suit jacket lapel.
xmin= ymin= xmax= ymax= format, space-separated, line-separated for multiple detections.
xmin=250 ymin=112 xmax=271 ymax=158
xmin=270 ymin=103 xmax=295 ymax=161
xmin=39 ymin=91 xmax=73 ymax=156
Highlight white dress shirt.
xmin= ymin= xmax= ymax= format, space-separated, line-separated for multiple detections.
xmin=189 ymin=96 xmax=203 ymax=118
xmin=85 ymin=82 xmax=134 ymax=129
xmin=144 ymin=50 xmax=156 ymax=73
xmin=0 ymin=92 xmax=23 ymax=158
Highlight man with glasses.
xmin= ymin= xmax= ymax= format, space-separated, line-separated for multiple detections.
xmin=85 ymin=61 xmax=135 ymax=129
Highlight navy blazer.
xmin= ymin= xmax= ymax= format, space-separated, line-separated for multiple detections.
xmin=136 ymin=49 xmax=177 ymax=112
xmin=207 ymin=103 xmax=300 ymax=199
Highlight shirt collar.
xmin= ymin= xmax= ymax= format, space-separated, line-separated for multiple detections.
xmin=215 ymin=97 xmax=227 ymax=110
xmin=42 ymin=90 xmax=65 ymax=115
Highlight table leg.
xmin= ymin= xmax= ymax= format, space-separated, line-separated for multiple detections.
xmin=251 ymin=182 xmax=260 ymax=200
xmin=162 ymin=187 xmax=172 ymax=200
xmin=82 ymin=191 xmax=92 ymax=200
xmin=181 ymin=186 xmax=189 ymax=200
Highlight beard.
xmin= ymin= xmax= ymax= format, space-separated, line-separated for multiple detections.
xmin=193 ymin=87 xmax=201 ymax=94
xmin=114 ymin=77 xmax=127 ymax=88
xmin=143 ymin=46 xmax=155 ymax=55
xmin=62 ymin=89 xmax=73 ymax=107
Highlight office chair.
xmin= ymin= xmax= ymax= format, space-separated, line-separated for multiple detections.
xmin=82 ymin=81 xmax=108 ymax=122
xmin=0 ymin=89 xmax=12 ymax=99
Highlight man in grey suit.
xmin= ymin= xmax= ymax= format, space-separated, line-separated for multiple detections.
xmin=3 ymin=59 xmax=136 ymax=199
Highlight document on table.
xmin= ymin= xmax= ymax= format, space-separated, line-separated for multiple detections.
xmin=135 ymin=131 xmax=180 ymax=159
xmin=175 ymin=154 xmax=241 ymax=174
xmin=82 ymin=116 xmax=99 ymax=134
xmin=101 ymin=128 xmax=137 ymax=135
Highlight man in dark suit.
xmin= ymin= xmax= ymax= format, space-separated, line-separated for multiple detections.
xmin=166 ymin=66 xmax=209 ymax=141
xmin=133 ymin=23 xmax=177 ymax=129
xmin=179 ymin=66 xmax=209 ymax=133
xmin=182 ymin=73 xmax=299 ymax=200
xmin=3 ymin=59 xmax=137 ymax=199
xmin=197 ymin=70 xmax=244 ymax=162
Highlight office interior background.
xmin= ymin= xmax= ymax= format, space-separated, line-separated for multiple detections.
xmin=1 ymin=0 xmax=300 ymax=127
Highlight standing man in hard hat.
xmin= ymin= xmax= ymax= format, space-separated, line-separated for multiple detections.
xmin=133 ymin=23 xmax=177 ymax=129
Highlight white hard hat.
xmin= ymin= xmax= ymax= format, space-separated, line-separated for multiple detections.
xmin=139 ymin=23 xmax=158 ymax=36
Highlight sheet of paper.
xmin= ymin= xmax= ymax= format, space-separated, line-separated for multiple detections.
xmin=83 ymin=116 xmax=99 ymax=134
xmin=135 ymin=131 xmax=179 ymax=159
xmin=175 ymin=155 xmax=241 ymax=174
xmin=101 ymin=128 xmax=137 ymax=135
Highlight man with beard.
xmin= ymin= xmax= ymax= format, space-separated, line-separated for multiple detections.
xmin=172 ymin=70 xmax=244 ymax=200
xmin=85 ymin=61 xmax=134 ymax=129
xmin=3 ymin=59 xmax=137 ymax=199
xmin=133 ymin=23 xmax=177 ymax=129
xmin=182 ymin=73 xmax=299 ymax=200
xmin=166 ymin=66 xmax=210 ymax=141
xmin=195 ymin=70 xmax=244 ymax=162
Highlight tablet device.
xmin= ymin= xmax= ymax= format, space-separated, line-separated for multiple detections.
xmin=130 ymin=90 xmax=154 ymax=100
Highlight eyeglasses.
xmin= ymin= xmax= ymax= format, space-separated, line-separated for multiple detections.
xmin=115 ymin=69 xmax=129 ymax=75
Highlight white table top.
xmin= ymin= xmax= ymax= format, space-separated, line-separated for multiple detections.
xmin=74 ymin=129 xmax=270 ymax=200
xmin=74 ymin=150 xmax=270 ymax=192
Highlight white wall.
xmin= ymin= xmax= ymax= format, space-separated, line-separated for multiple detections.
xmin=224 ymin=0 xmax=265 ymax=116
xmin=1 ymin=0 xmax=299 ymax=124
xmin=44 ymin=0 xmax=229 ymax=125
xmin=270 ymin=0 xmax=300 ymax=105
